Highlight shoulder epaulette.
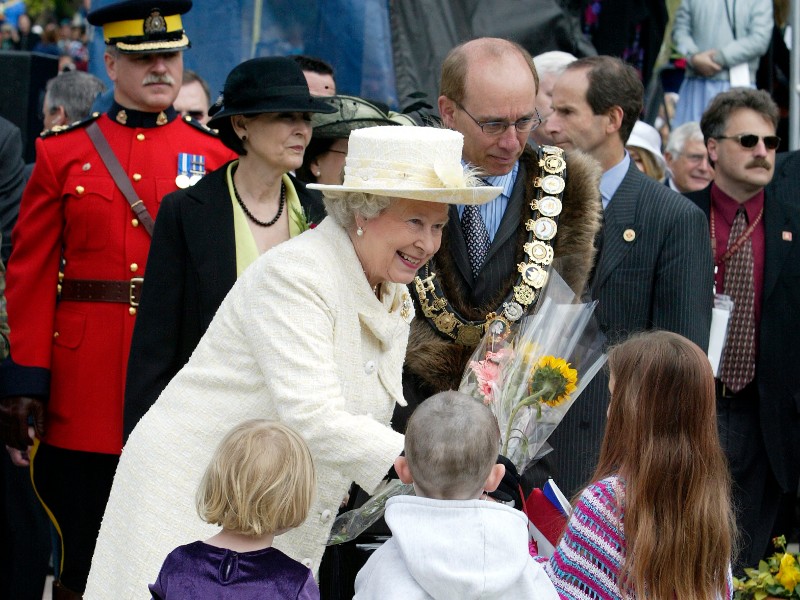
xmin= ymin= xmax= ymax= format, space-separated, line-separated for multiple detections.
xmin=40 ymin=112 xmax=103 ymax=138
xmin=181 ymin=115 xmax=221 ymax=137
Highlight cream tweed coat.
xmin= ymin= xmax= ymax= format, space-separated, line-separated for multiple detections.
xmin=84 ymin=218 xmax=408 ymax=599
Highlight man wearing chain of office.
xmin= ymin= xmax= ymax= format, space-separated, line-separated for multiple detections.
xmin=399 ymin=37 xmax=602 ymax=471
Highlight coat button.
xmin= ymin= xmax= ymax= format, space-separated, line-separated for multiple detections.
xmin=301 ymin=558 xmax=313 ymax=569
xmin=364 ymin=360 xmax=376 ymax=374
xmin=129 ymin=307 xmax=137 ymax=315
xmin=132 ymin=173 xmax=142 ymax=181
xmin=136 ymin=133 xmax=145 ymax=141
xmin=320 ymin=509 xmax=332 ymax=523
xmin=130 ymin=263 xmax=138 ymax=272
xmin=131 ymin=218 xmax=139 ymax=227
xmin=75 ymin=185 xmax=85 ymax=195
xmin=53 ymin=331 xmax=59 ymax=338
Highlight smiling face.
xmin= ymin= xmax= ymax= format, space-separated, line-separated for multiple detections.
xmin=439 ymin=51 xmax=537 ymax=176
xmin=354 ymin=198 xmax=450 ymax=288
xmin=233 ymin=112 xmax=312 ymax=173
xmin=707 ymin=107 xmax=776 ymax=201
xmin=105 ymin=50 xmax=183 ymax=112
xmin=665 ymin=138 xmax=713 ymax=193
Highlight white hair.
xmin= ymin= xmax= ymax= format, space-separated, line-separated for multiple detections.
xmin=322 ymin=192 xmax=393 ymax=230
xmin=665 ymin=121 xmax=705 ymax=155
xmin=533 ymin=50 xmax=578 ymax=77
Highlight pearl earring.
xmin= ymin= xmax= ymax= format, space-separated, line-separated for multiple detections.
xmin=315 ymin=170 xmax=321 ymax=176
xmin=356 ymin=226 xmax=364 ymax=237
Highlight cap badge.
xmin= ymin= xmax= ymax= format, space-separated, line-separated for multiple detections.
xmin=143 ymin=10 xmax=167 ymax=35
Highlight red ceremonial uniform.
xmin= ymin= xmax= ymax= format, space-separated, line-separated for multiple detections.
xmin=3 ymin=105 xmax=235 ymax=454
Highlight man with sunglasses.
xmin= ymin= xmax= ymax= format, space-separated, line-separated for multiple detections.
xmin=685 ymin=88 xmax=799 ymax=571
xmin=543 ymin=55 xmax=713 ymax=497
xmin=401 ymin=38 xmax=603 ymax=495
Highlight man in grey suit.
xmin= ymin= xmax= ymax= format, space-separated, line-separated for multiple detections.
xmin=685 ymin=89 xmax=800 ymax=570
xmin=543 ymin=55 xmax=714 ymax=495
xmin=400 ymin=38 xmax=603 ymax=445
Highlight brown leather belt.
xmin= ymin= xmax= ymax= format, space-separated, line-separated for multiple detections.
xmin=59 ymin=278 xmax=143 ymax=306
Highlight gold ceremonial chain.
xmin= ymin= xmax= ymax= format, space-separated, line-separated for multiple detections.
xmin=413 ymin=145 xmax=566 ymax=346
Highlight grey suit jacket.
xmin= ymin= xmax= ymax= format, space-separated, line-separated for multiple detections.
xmin=542 ymin=162 xmax=714 ymax=495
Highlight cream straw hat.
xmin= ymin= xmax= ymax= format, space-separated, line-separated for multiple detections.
xmin=307 ymin=126 xmax=502 ymax=205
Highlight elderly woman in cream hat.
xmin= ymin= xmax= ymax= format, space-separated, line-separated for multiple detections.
xmin=84 ymin=126 xmax=500 ymax=598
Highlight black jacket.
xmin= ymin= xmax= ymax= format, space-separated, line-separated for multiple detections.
xmin=123 ymin=162 xmax=325 ymax=439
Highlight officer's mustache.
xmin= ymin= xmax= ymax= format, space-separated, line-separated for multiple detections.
xmin=746 ymin=158 xmax=772 ymax=170
xmin=142 ymin=74 xmax=176 ymax=86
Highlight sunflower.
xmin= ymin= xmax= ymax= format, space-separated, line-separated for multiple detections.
xmin=528 ymin=355 xmax=578 ymax=407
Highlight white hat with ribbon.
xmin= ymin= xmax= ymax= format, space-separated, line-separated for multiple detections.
xmin=307 ymin=126 xmax=502 ymax=205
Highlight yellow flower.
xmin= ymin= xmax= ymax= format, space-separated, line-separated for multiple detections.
xmin=776 ymin=552 xmax=800 ymax=591
xmin=529 ymin=355 xmax=578 ymax=407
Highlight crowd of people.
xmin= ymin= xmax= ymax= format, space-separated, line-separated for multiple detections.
xmin=0 ymin=0 xmax=797 ymax=599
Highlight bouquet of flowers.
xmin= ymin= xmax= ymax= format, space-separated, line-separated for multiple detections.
xmin=459 ymin=268 xmax=607 ymax=474
xmin=734 ymin=535 xmax=800 ymax=599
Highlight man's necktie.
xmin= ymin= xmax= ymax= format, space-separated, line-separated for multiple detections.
xmin=461 ymin=204 xmax=490 ymax=278
xmin=718 ymin=207 xmax=756 ymax=393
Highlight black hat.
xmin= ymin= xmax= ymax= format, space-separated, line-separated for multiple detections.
xmin=207 ymin=57 xmax=336 ymax=130
xmin=88 ymin=0 xmax=192 ymax=54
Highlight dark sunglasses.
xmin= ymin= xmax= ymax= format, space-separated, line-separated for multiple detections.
xmin=716 ymin=134 xmax=781 ymax=150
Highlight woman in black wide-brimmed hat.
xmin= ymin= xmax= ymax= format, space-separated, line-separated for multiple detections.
xmin=123 ymin=57 xmax=336 ymax=436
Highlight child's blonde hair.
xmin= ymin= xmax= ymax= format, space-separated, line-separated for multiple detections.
xmin=196 ymin=419 xmax=316 ymax=536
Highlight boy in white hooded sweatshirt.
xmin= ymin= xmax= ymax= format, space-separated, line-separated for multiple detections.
xmin=353 ymin=391 xmax=559 ymax=600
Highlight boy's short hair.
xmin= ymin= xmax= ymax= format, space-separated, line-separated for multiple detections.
xmin=197 ymin=419 xmax=316 ymax=536
xmin=405 ymin=391 xmax=500 ymax=499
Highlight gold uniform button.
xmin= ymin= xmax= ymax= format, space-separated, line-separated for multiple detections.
xmin=623 ymin=229 xmax=636 ymax=242
xmin=75 ymin=185 xmax=85 ymax=195
xmin=53 ymin=331 xmax=59 ymax=338
xmin=131 ymin=218 xmax=139 ymax=227
xmin=133 ymin=173 xmax=142 ymax=181
xmin=136 ymin=133 xmax=145 ymax=141
xmin=129 ymin=307 xmax=137 ymax=316
xmin=130 ymin=263 xmax=139 ymax=272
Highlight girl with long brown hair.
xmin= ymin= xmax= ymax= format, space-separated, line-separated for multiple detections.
xmin=542 ymin=330 xmax=736 ymax=599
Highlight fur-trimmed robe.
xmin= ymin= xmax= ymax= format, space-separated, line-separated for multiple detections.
xmin=399 ymin=146 xmax=603 ymax=423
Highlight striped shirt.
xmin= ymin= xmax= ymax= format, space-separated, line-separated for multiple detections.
xmin=456 ymin=161 xmax=518 ymax=241
xmin=540 ymin=476 xmax=733 ymax=600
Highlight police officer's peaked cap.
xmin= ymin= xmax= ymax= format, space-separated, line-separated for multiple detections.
xmin=88 ymin=0 xmax=192 ymax=54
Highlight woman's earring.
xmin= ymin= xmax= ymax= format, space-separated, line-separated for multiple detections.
xmin=241 ymin=134 xmax=247 ymax=143
xmin=356 ymin=226 xmax=364 ymax=237
xmin=315 ymin=170 xmax=321 ymax=176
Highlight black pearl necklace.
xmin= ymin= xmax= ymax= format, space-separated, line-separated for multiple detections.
xmin=233 ymin=169 xmax=285 ymax=227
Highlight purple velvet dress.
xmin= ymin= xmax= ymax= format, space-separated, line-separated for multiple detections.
xmin=149 ymin=541 xmax=320 ymax=599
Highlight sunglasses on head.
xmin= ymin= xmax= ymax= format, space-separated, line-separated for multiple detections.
xmin=716 ymin=133 xmax=781 ymax=150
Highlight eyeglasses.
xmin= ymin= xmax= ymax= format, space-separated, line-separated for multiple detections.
xmin=454 ymin=101 xmax=541 ymax=135
xmin=326 ymin=149 xmax=347 ymax=156
xmin=679 ymin=152 xmax=709 ymax=164
xmin=716 ymin=134 xmax=781 ymax=150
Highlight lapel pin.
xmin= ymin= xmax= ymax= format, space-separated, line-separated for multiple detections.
xmin=623 ymin=229 xmax=636 ymax=242
xmin=782 ymin=231 xmax=792 ymax=242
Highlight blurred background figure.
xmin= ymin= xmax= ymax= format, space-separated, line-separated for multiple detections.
xmin=174 ymin=69 xmax=211 ymax=124
xmin=626 ymin=120 xmax=666 ymax=182
xmin=12 ymin=13 xmax=38 ymax=50
xmin=291 ymin=54 xmax=336 ymax=96
xmin=296 ymin=94 xmax=400 ymax=186
xmin=664 ymin=121 xmax=713 ymax=193
xmin=530 ymin=50 xmax=576 ymax=147
xmin=671 ymin=0 xmax=773 ymax=127
xmin=42 ymin=71 xmax=106 ymax=132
